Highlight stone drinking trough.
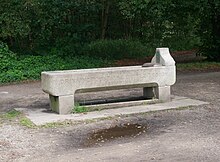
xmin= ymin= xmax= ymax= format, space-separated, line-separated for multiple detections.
xmin=41 ymin=48 xmax=176 ymax=114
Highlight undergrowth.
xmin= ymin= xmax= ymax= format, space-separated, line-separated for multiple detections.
xmin=177 ymin=61 xmax=220 ymax=71
xmin=1 ymin=41 xmax=220 ymax=84
xmin=0 ymin=43 xmax=111 ymax=84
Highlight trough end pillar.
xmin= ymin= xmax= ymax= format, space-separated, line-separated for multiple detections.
xmin=49 ymin=94 xmax=75 ymax=114
xmin=155 ymin=86 xmax=171 ymax=102
xmin=151 ymin=48 xmax=175 ymax=66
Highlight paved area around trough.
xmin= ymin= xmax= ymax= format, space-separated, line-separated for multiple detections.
xmin=17 ymin=96 xmax=208 ymax=125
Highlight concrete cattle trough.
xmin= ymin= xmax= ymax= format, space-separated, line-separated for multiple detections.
xmin=41 ymin=48 xmax=176 ymax=114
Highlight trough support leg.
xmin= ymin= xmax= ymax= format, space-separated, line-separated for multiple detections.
xmin=49 ymin=94 xmax=74 ymax=114
xmin=155 ymin=86 xmax=171 ymax=102
xmin=143 ymin=86 xmax=171 ymax=102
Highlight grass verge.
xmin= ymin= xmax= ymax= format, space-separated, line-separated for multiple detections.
xmin=177 ymin=61 xmax=220 ymax=72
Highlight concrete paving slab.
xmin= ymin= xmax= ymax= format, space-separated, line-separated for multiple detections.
xmin=16 ymin=96 xmax=208 ymax=125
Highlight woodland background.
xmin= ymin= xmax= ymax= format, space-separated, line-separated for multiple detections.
xmin=0 ymin=0 xmax=219 ymax=82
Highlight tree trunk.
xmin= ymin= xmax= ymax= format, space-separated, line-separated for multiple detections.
xmin=101 ymin=0 xmax=110 ymax=39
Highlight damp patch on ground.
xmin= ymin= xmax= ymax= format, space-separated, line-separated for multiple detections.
xmin=83 ymin=123 xmax=146 ymax=147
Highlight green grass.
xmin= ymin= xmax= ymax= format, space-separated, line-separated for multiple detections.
xmin=40 ymin=120 xmax=75 ymax=128
xmin=177 ymin=61 xmax=220 ymax=71
xmin=72 ymin=103 xmax=88 ymax=113
xmin=19 ymin=117 xmax=36 ymax=128
xmin=0 ymin=109 xmax=78 ymax=128
xmin=4 ymin=110 xmax=21 ymax=119
xmin=0 ymin=109 xmax=36 ymax=128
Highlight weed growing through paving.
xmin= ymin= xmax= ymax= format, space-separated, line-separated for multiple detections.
xmin=19 ymin=117 xmax=36 ymax=128
xmin=72 ymin=103 xmax=88 ymax=113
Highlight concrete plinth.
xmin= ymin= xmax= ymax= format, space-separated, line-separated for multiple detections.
xmin=16 ymin=96 xmax=209 ymax=125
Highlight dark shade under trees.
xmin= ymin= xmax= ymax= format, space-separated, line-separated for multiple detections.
xmin=0 ymin=0 xmax=219 ymax=60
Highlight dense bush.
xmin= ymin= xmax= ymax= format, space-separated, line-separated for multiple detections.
xmin=197 ymin=1 xmax=220 ymax=61
xmin=49 ymin=37 xmax=85 ymax=57
xmin=199 ymin=45 xmax=220 ymax=62
xmin=0 ymin=42 xmax=17 ymax=72
xmin=83 ymin=39 xmax=151 ymax=60
xmin=0 ymin=55 xmax=109 ymax=83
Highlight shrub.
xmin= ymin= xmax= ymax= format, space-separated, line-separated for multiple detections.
xmin=0 ymin=54 xmax=110 ymax=84
xmin=199 ymin=44 xmax=220 ymax=62
xmin=0 ymin=41 xmax=17 ymax=72
xmin=49 ymin=37 xmax=85 ymax=57
xmin=82 ymin=39 xmax=150 ymax=60
xmin=0 ymin=41 xmax=111 ymax=84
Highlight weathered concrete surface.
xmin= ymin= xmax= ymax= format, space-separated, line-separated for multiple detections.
xmin=18 ymin=96 xmax=208 ymax=125
xmin=42 ymin=48 xmax=176 ymax=114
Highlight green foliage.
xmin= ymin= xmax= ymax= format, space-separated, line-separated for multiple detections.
xmin=1 ymin=0 xmax=219 ymax=63
xmin=83 ymin=39 xmax=150 ymax=60
xmin=0 ymin=0 xmax=102 ymax=51
xmin=49 ymin=37 xmax=85 ymax=57
xmin=0 ymin=0 xmax=30 ymax=38
xmin=0 ymin=0 xmax=202 ymax=54
xmin=0 ymin=43 xmax=110 ymax=84
xmin=0 ymin=42 xmax=17 ymax=71
xmin=197 ymin=0 xmax=220 ymax=61
xmin=199 ymin=45 xmax=220 ymax=61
